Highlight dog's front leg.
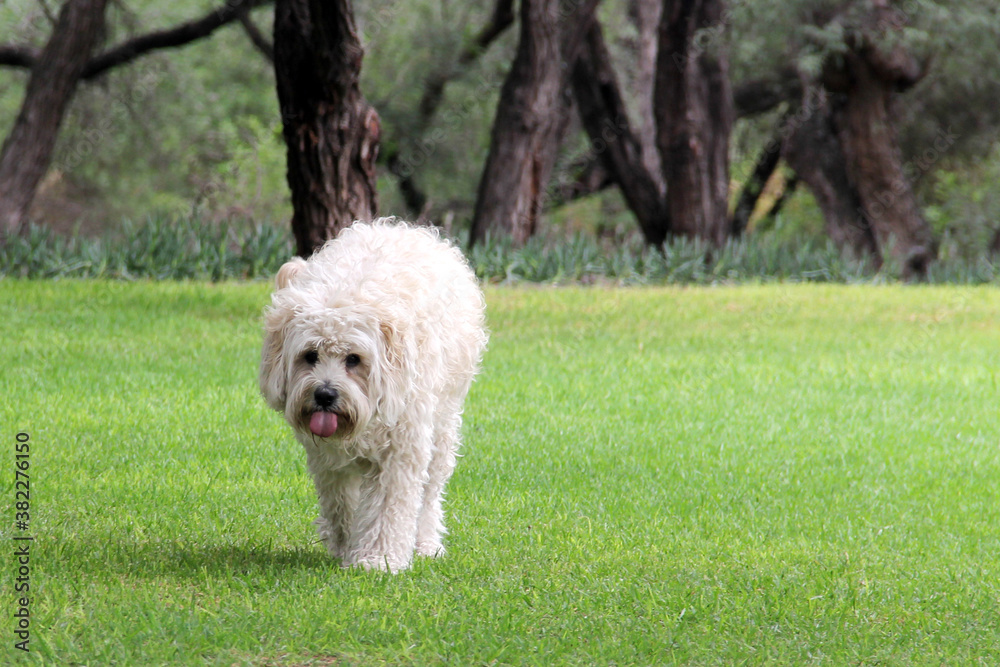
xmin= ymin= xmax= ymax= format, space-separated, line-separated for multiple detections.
xmin=311 ymin=471 xmax=360 ymax=560
xmin=342 ymin=440 xmax=430 ymax=573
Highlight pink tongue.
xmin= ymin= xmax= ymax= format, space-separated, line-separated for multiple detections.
xmin=309 ymin=412 xmax=338 ymax=437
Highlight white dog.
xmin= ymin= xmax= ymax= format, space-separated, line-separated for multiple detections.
xmin=259 ymin=220 xmax=488 ymax=573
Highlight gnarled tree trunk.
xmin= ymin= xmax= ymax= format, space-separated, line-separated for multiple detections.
xmin=782 ymin=91 xmax=880 ymax=260
xmin=822 ymin=1 xmax=932 ymax=279
xmin=468 ymin=0 xmax=598 ymax=247
xmin=274 ymin=0 xmax=380 ymax=257
xmin=0 ymin=0 xmax=109 ymax=236
xmin=655 ymin=0 xmax=734 ymax=245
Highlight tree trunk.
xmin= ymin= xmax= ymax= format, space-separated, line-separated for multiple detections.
xmin=0 ymin=0 xmax=109 ymax=236
xmin=468 ymin=0 xmax=598 ymax=247
xmin=655 ymin=0 xmax=734 ymax=245
xmin=571 ymin=19 xmax=668 ymax=245
xmin=830 ymin=64 xmax=932 ymax=278
xmin=822 ymin=1 xmax=932 ymax=279
xmin=781 ymin=91 xmax=880 ymax=260
xmin=630 ymin=0 xmax=666 ymax=198
xmin=274 ymin=0 xmax=380 ymax=257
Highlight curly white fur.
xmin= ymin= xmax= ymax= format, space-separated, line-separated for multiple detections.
xmin=259 ymin=220 xmax=488 ymax=573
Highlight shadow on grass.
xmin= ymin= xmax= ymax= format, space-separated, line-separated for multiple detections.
xmin=54 ymin=537 xmax=338 ymax=581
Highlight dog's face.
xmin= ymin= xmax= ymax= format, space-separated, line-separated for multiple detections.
xmin=260 ymin=262 xmax=412 ymax=441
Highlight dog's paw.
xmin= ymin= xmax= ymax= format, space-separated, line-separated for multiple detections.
xmin=313 ymin=517 xmax=345 ymax=559
xmin=344 ymin=552 xmax=411 ymax=573
xmin=415 ymin=541 xmax=446 ymax=558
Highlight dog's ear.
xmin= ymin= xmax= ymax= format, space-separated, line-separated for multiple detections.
xmin=260 ymin=258 xmax=306 ymax=411
xmin=371 ymin=319 xmax=416 ymax=426
xmin=275 ymin=257 xmax=307 ymax=290
xmin=259 ymin=302 xmax=293 ymax=412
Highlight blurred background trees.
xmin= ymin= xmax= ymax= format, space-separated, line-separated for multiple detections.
xmin=1 ymin=0 xmax=998 ymax=274
xmin=273 ymin=0 xmax=380 ymax=256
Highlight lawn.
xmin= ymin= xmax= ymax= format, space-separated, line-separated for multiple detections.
xmin=2 ymin=281 xmax=999 ymax=665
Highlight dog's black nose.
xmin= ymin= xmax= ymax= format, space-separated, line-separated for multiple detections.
xmin=314 ymin=385 xmax=338 ymax=408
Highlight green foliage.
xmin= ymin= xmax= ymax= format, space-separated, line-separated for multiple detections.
xmin=922 ymin=143 xmax=1000 ymax=261
xmin=730 ymin=0 xmax=1000 ymax=161
xmin=360 ymin=0 xmax=513 ymax=219
xmin=895 ymin=1 xmax=1000 ymax=161
xmin=0 ymin=217 xmax=292 ymax=281
xmin=0 ymin=1 xmax=286 ymax=225
xmin=0 ymin=0 xmax=997 ymax=256
xmin=727 ymin=1 xmax=1000 ymax=260
xmin=201 ymin=114 xmax=290 ymax=223
xmin=468 ymin=232 xmax=880 ymax=284
xmin=4 ymin=217 xmax=998 ymax=284
xmin=3 ymin=282 xmax=1000 ymax=664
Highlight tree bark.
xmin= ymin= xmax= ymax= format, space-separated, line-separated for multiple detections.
xmin=0 ymin=0 xmax=109 ymax=236
xmin=630 ymin=0 xmax=666 ymax=197
xmin=781 ymin=92 xmax=879 ymax=260
xmin=822 ymin=1 xmax=933 ymax=279
xmin=829 ymin=62 xmax=932 ymax=277
xmin=468 ymin=0 xmax=599 ymax=247
xmin=571 ymin=19 xmax=669 ymax=245
xmin=655 ymin=0 xmax=734 ymax=245
xmin=274 ymin=0 xmax=380 ymax=257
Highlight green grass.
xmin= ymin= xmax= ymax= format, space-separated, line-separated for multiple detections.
xmin=3 ymin=281 xmax=1000 ymax=665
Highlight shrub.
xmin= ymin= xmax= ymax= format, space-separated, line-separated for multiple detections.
xmin=2 ymin=216 xmax=997 ymax=284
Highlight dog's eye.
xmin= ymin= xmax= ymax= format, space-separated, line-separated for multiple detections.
xmin=345 ymin=353 xmax=361 ymax=368
xmin=303 ymin=350 xmax=319 ymax=366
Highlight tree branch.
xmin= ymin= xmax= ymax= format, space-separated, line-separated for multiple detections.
xmin=733 ymin=67 xmax=803 ymax=118
xmin=571 ymin=17 xmax=668 ymax=245
xmin=458 ymin=0 xmax=515 ymax=68
xmin=37 ymin=0 xmax=59 ymax=26
xmin=0 ymin=0 xmax=274 ymax=79
xmin=385 ymin=0 xmax=516 ymax=217
xmin=548 ymin=156 xmax=614 ymax=209
xmin=0 ymin=44 xmax=38 ymax=68
xmin=416 ymin=0 xmax=515 ymax=133
xmin=238 ymin=9 xmax=274 ymax=62
xmin=763 ymin=174 xmax=798 ymax=223
xmin=83 ymin=0 xmax=273 ymax=79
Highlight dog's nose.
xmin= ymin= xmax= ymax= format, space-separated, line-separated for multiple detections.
xmin=314 ymin=385 xmax=338 ymax=408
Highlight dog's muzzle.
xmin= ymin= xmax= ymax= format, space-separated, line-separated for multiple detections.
xmin=309 ymin=384 xmax=340 ymax=438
